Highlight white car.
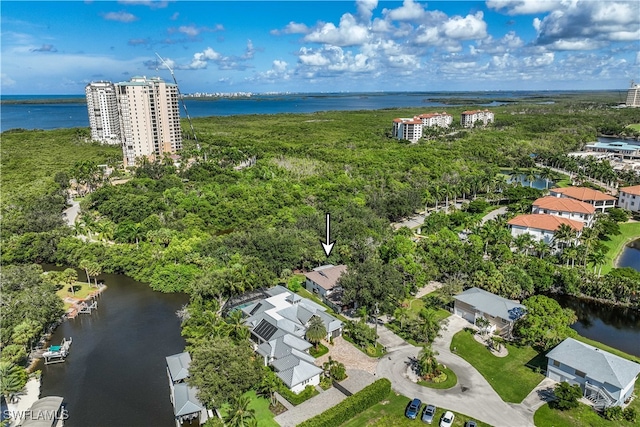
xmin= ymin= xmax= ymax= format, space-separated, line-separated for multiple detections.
xmin=440 ymin=411 xmax=455 ymax=427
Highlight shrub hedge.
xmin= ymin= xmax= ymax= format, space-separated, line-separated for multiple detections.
xmin=298 ymin=378 xmax=391 ymax=427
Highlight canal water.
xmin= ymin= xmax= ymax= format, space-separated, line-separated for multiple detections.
xmin=38 ymin=270 xmax=189 ymax=426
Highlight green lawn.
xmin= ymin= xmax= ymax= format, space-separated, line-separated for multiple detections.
xmin=56 ymin=281 xmax=100 ymax=309
xmin=310 ymin=343 xmax=329 ymax=358
xmin=627 ymin=124 xmax=640 ymax=131
xmin=218 ymin=390 xmax=279 ymax=427
xmin=340 ymin=391 xmax=491 ymax=427
xmin=418 ymin=364 xmax=458 ymax=389
xmin=599 ymin=222 xmax=640 ymax=275
xmin=450 ymin=329 xmax=545 ymax=403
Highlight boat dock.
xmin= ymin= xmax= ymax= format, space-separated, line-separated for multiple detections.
xmin=43 ymin=338 xmax=72 ymax=364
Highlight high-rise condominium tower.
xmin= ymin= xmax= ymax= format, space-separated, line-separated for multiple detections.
xmin=85 ymin=81 xmax=121 ymax=144
xmin=626 ymin=81 xmax=640 ymax=107
xmin=116 ymin=76 xmax=182 ymax=167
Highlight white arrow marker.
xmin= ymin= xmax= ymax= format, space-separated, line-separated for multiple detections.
xmin=320 ymin=213 xmax=335 ymax=257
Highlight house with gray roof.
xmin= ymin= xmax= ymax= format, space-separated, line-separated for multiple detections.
xmin=166 ymin=352 xmax=209 ymax=426
xmin=304 ymin=264 xmax=348 ymax=312
xmin=241 ymin=285 xmax=343 ymax=394
xmin=453 ymin=287 xmax=526 ymax=336
xmin=546 ymin=338 xmax=640 ymax=409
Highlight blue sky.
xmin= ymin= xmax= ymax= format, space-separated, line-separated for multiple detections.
xmin=2 ymin=0 xmax=639 ymax=94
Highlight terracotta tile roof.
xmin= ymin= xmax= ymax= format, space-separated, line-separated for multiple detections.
xmin=508 ymin=214 xmax=584 ymax=232
xmin=532 ymin=196 xmax=595 ymax=215
xmin=620 ymin=185 xmax=640 ymax=197
xmin=551 ymin=187 xmax=616 ymax=202
xmin=304 ymin=265 xmax=347 ymax=291
xmin=461 ymin=109 xmax=492 ymax=115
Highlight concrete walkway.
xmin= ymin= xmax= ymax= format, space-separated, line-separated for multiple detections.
xmin=5 ymin=378 xmax=41 ymax=426
xmin=376 ymin=315 xmax=534 ymax=427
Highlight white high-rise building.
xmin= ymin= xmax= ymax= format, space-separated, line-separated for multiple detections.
xmin=626 ymin=82 xmax=640 ymax=107
xmin=116 ymin=76 xmax=182 ymax=167
xmin=85 ymin=81 xmax=121 ymax=144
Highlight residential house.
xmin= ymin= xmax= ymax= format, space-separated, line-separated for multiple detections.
xmin=550 ymin=187 xmax=616 ymax=212
xmin=618 ymin=185 xmax=640 ymax=213
xmin=304 ymin=264 xmax=348 ymax=313
xmin=461 ymin=109 xmax=494 ymax=127
xmin=241 ymin=286 xmax=342 ymax=394
xmin=507 ymin=213 xmax=584 ymax=246
xmin=166 ymin=352 xmax=209 ymax=427
xmin=546 ymin=338 xmax=640 ymax=409
xmin=531 ymin=196 xmax=596 ymax=227
xmin=453 ymin=287 xmax=526 ymax=336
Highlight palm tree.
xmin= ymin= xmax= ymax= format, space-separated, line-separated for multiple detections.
xmin=552 ymin=223 xmax=577 ymax=251
xmin=79 ymin=259 xmax=92 ymax=284
xmin=417 ymin=346 xmax=440 ymax=380
xmin=0 ymin=362 xmax=25 ymax=404
xmin=525 ymin=169 xmax=537 ymax=188
xmin=62 ymin=268 xmax=78 ymax=296
xmin=533 ymin=240 xmax=551 ymax=259
xmin=224 ymin=395 xmax=257 ymax=427
xmin=588 ymin=250 xmax=607 ymax=277
xmin=539 ymin=167 xmax=553 ymax=190
xmin=306 ymin=316 xmax=327 ymax=350
xmin=226 ymin=310 xmax=249 ymax=342
xmin=513 ymin=233 xmax=534 ymax=256
xmin=258 ymin=368 xmax=279 ymax=407
xmin=86 ymin=261 xmax=102 ymax=287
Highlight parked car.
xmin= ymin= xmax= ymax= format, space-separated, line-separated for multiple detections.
xmin=464 ymin=421 xmax=477 ymax=427
xmin=440 ymin=411 xmax=455 ymax=427
xmin=405 ymin=398 xmax=422 ymax=420
xmin=421 ymin=404 xmax=437 ymax=424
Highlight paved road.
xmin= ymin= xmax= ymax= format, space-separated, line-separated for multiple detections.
xmin=480 ymin=206 xmax=508 ymax=224
xmin=376 ymin=316 xmax=534 ymax=427
xmin=63 ymin=199 xmax=80 ymax=226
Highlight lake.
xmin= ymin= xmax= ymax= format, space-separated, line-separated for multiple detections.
xmin=37 ymin=269 xmax=188 ymax=426
xmin=554 ymin=294 xmax=640 ymax=358
xmin=617 ymin=238 xmax=640 ymax=271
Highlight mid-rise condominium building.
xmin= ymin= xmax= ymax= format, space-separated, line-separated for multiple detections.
xmin=461 ymin=109 xmax=494 ymax=127
xmin=85 ymin=81 xmax=121 ymax=144
xmin=626 ymin=82 xmax=640 ymax=107
xmin=392 ymin=112 xmax=453 ymax=142
xmin=116 ymin=76 xmax=182 ymax=167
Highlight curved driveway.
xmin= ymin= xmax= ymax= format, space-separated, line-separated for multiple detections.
xmin=376 ymin=316 xmax=534 ymax=427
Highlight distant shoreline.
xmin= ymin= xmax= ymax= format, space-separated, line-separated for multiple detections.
xmin=1 ymin=97 xmax=86 ymax=105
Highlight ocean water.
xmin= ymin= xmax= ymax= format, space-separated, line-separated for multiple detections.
xmin=1 ymin=91 xmax=547 ymax=132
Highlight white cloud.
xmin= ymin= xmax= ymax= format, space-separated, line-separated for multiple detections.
xmin=118 ymin=0 xmax=168 ymax=9
xmin=383 ymin=0 xmax=427 ymax=22
xmin=188 ymin=47 xmax=222 ymax=69
xmin=170 ymin=12 xmax=179 ymax=20
xmin=534 ymin=1 xmax=640 ymax=48
xmin=1 ymin=73 xmax=16 ymax=87
xmin=31 ymin=44 xmax=57 ymax=52
xmin=486 ymin=0 xmax=560 ymax=16
xmin=102 ymin=11 xmax=138 ymax=23
xmin=442 ymin=12 xmax=487 ymax=40
xmin=356 ymin=0 xmax=378 ymax=21
xmin=523 ymin=52 xmax=555 ymax=67
xmin=304 ymin=14 xmax=369 ymax=47
xmin=272 ymin=22 xmax=309 ymax=36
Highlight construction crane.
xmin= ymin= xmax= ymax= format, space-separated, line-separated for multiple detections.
xmin=155 ymin=53 xmax=198 ymax=147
